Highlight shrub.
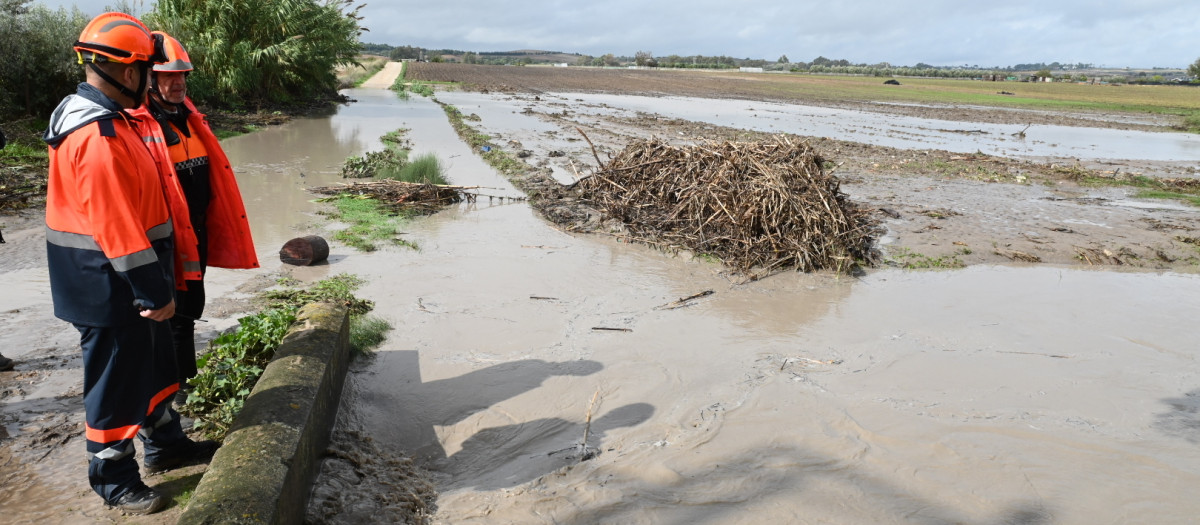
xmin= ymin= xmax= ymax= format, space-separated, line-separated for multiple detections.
xmin=384 ymin=152 xmax=446 ymax=184
xmin=144 ymin=0 xmax=366 ymax=108
xmin=0 ymin=4 xmax=90 ymax=119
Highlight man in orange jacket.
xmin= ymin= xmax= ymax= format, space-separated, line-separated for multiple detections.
xmin=131 ymin=32 xmax=259 ymax=400
xmin=43 ymin=13 xmax=217 ymax=515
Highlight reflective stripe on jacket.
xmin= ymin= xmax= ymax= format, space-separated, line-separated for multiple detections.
xmin=130 ymin=97 xmax=259 ymax=271
xmin=131 ymin=107 xmax=203 ymax=285
xmin=43 ymin=84 xmax=176 ymax=326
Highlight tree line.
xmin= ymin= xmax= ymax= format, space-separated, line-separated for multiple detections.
xmin=0 ymin=0 xmax=366 ymax=121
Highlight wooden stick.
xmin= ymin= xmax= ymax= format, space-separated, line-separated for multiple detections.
xmin=576 ymin=126 xmax=603 ymax=167
xmin=654 ymin=290 xmax=714 ymax=310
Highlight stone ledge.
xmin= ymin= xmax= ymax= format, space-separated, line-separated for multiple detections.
xmin=179 ymin=302 xmax=351 ymax=525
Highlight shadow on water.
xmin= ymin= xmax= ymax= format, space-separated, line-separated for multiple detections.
xmin=560 ymin=445 xmax=1055 ymax=525
xmin=436 ymin=401 xmax=654 ymax=491
xmin=1154 ymin=388 xmax=1200 ymax=443
xmin=359 ymin=351 xmax=606 ymax=468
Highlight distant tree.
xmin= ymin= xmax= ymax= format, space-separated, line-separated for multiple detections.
xmin=811 ymin=56 xmax=831 ymax=66
xmin=576 ymin=54 xmax=593 ymax=66
xmin=1189 ymin=57 xmax=1200 ymax=78
xmin=634 ymin=50 xmax=653 ymax=67
xmin=429 ymin=54 xmax=443 ymax=63
xmin=389 ymin=45 xmax=423 ymax=61
xmin=1034 ymin=68 xmax=1052 ymax=78
xmin=778 ymin=54 xmax=789 ymax=63
xmin=601 ymin=53 xmax=619 ymax=67
xmin=461 ymin=51 xmax=478 ymax=64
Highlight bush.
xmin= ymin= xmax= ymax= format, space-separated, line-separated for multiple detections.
xmin=384 ymin=152 xmax=446 ymax=184
xmin=144 ymin=0 xmax=366 ymax=108
xmin=0 ymin=4 xmax=90 ymax=119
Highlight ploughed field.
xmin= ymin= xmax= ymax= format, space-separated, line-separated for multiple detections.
xmin=405 ymin=62 xmax=1197 ymax=131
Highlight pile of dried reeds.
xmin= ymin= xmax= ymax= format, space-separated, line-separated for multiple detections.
xmin=310 ymin=180 xmax=465 ymax=214
xmin=576 ymin=136 xmax=879 ymax=274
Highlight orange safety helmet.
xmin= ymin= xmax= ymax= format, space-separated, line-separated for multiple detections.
xmin=152 ymin=32 xmax=193 ymax=72
xmin=74 ymin=12 xmax=166 ymax=65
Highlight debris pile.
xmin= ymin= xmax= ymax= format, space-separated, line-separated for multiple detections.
xmin=574 ymin=136 xmax=880 ymax=275
xmin=310 ymin=179 xmax=466 ymax=214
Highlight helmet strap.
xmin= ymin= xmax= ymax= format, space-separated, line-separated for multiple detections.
xmin=86 ymin=61 xmax=150 ymax=109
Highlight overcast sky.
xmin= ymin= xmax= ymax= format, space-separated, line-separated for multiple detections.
xmin=44 ymin=0 xmax=1200 ymax=68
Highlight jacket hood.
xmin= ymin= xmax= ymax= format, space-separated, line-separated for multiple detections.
xmin=44 ymin=83 xmax=129 ymax=147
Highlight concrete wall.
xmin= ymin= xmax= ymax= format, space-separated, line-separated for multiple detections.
xmin=179 ymin=302 xmax=351 ymax=525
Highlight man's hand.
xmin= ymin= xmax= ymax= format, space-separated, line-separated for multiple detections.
xmin=140 ymin=299 xmax=176 ymax=321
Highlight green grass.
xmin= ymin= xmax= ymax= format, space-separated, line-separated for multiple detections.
xmin=888 ymin=247 xmax=969 ymax=269
xmin=183 ymin=274 xmax=378 ymax=440
xmin=746 ymin=73 xmax=1200 ymax=131
xmin=212 ymin=127 xmax=255 ymax=140
xmin=440 ymin=102 xmax=530 ymax=178
xmin=383 ymin=152 xmax=447 ymax=184
xmin=339 ymin=56 xmax=389 ymax=88
xmin=350 ymin=315 xmax=391 ymax=356
xmin=1184 ymin=112 xmax=1200 ymax=133
xmin=1136 ymin=190 xmax=1200 ymax=207
xmin=322 ymin=195 xmax=417 ymax=252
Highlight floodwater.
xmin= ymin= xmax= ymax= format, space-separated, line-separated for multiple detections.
xmin=3 ymin=86 xmax=1200 ymax=523
xmin=439 ymin=91 xmax=1200 ymax=163
xmin=288 ymin=90 xmax=1199 ymax=523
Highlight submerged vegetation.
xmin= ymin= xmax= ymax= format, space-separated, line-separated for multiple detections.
xmin=181 ymin=274 xmax=384 ymax=440
xmin=321 ymin=195 xmax=416 ymax=252
xmin=321 ymin=128 xmax=456 ymax=251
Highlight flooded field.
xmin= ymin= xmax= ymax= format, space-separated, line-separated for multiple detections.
xmin=2 ymin=73 xmax=1200 ymax=524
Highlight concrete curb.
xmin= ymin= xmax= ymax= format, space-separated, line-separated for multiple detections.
xmin=179 ymin=302 xmax=351 ymax=524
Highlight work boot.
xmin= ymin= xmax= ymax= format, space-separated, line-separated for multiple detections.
xmin=0 ymin=353 xmax=13 ymax=371
xmin=107 ymin=484 xmax=167 ymax=515
xmin=173 ymin=384 xmax=192 ymax=406
xmin=144 ymin=439 xmax=219 ymax=474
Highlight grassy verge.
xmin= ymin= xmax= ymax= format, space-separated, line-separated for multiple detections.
xmin=1135 ymin=190 xmax=1200 ymax=207
xmin=439 ymin=102 xmax=529 ymax=178
xmin=181 ymin=274 xmax=385 ymax=440
xmin=392 ymin=65 xmax=456 ymax=99
xmin=339 ymin=56 xmax=389 ymax=88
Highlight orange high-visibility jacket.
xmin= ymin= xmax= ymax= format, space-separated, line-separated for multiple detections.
xmin=130 ymin=97 xmax=259 ymax=274
xmin=43 ymin=84 xmax=176 ymax=326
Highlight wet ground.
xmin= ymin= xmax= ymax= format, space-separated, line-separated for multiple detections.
xmin=2 ymin=67 xmax=1200 ymax=524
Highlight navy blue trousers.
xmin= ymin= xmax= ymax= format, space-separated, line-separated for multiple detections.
xmin=170 ymin=278 xmax=205 ymax=382
xmin=78 ymin=317 xmax=188 ymax=503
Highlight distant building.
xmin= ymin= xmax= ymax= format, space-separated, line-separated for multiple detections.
xmin=739 ymin=67 xmax=764 ymax=73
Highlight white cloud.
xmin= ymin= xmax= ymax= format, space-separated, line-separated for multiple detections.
xmin=37 ymin=0 xmax=1200 ymax=68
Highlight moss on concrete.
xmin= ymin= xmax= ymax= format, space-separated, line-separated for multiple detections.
xmin=179 ymin=302 xmax=351 ymax=524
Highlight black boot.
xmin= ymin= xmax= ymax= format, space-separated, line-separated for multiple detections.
xmin=144 ymin=439 xmax=219 ymax=474
xmin=107 ymin=483 xmax=166 ymax=514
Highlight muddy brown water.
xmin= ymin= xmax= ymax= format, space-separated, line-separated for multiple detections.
xmin=2 ymin=86 xmax=1200 ymax=523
